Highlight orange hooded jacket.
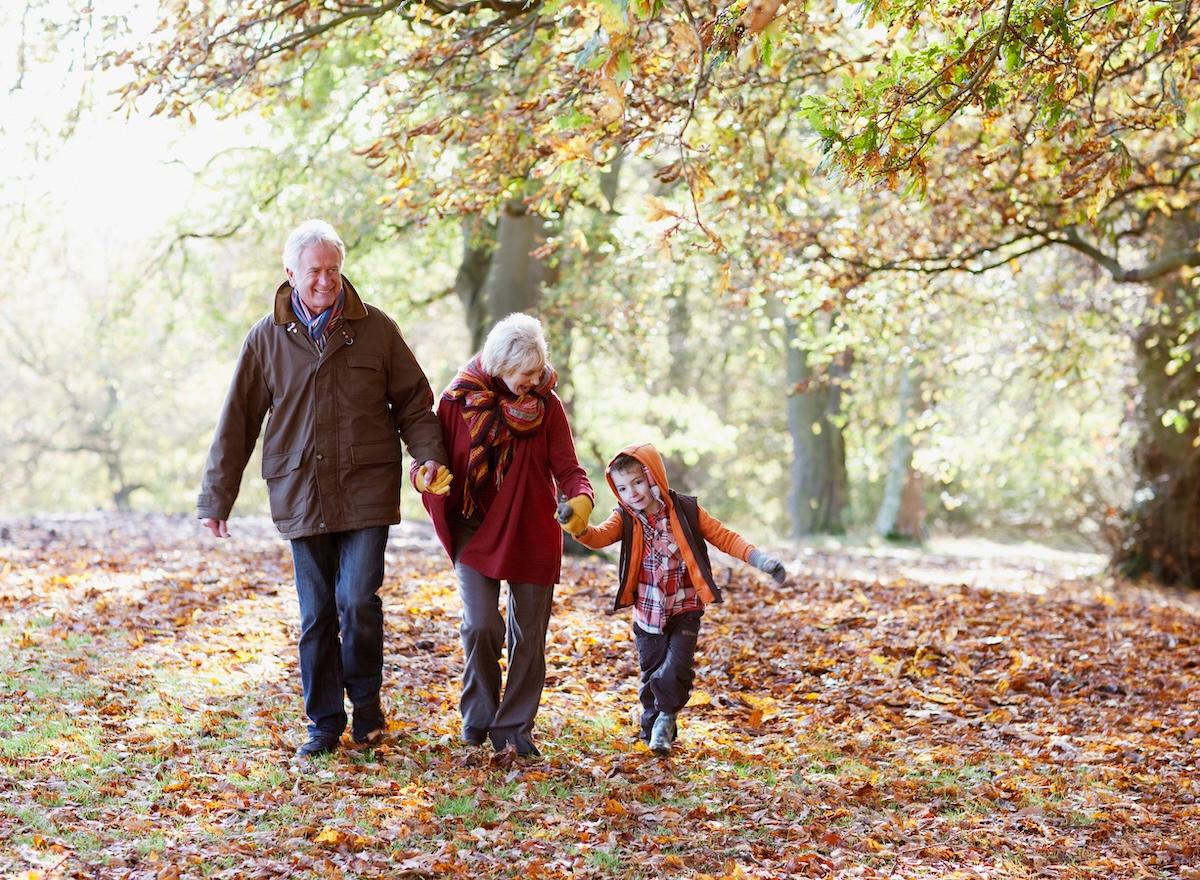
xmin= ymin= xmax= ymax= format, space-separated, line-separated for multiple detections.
xmin=572 ymin=442 xmax=756 ymax=610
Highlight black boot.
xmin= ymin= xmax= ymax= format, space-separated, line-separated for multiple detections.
xmin=296 ymin=731 xmax=341 ymax=757
xmin=351 ymin=702 xmax=386 ymax=745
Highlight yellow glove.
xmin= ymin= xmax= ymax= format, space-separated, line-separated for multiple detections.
xmin=558 ymin=494 xmax=593 ymax=536
xmin=415 ymin=464 xmax=453 ymax=495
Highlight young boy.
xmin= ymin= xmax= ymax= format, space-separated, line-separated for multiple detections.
xmin=565 ymin=443 xmax=787 ymax=754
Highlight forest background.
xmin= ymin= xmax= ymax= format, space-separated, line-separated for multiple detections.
xmin=2 ymin=0 xmax=1198 ymax=580
xmin=4 ymin=3 xmax=1200 ymax=879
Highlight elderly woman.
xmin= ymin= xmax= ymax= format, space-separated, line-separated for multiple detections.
xmin=416 ymin=313 xmax=593 ymax=756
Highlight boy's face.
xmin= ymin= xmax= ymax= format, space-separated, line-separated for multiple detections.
xmin=611 ymin=466 xmax=660 ymax=513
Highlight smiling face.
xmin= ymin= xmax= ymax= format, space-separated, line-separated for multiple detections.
xmin=286 ymin=242 xmax=343 ymax=314
xmin=611 ymin=464 xmax=661 ymax=514
xmin=498 ymin=362 xmax=544 ymax=397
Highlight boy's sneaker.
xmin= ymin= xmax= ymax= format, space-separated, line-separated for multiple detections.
xmin=649 ymin=713 xmax=676 ymax=755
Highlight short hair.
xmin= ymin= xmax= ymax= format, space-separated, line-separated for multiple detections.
xmin=481 ymin=313 xmax=549 ymax=377
xmin=609 ymin=454 xmax=642 ymax=476
xmin=282 ymin=219 xmax=346 ymax=274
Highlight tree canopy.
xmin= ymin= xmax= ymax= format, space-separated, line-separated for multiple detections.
xmin=19 ymin=0 xmax=1190 ymax=583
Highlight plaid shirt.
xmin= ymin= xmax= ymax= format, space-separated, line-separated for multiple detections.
xmin=632 ymin=508 xmax=702 ymax=634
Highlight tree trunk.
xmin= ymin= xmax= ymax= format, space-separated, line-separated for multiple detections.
xmin=874 ymin=359 xmax=926 ymax=541
xmin=896 ymin=466 xmax=927 ymax=541
xmin=667 ymin=281 xmax=693 ymax=387
xmin=454 ymin=218 xmax=495 ymax=353
xmin=786 ymin=320 xmax=849 ymax=536
xmin=454 ymin=199 xmax=547 ymax=351
xmin=1113 ymin=272 xmax=1200 ymax=586
xmin=483 ymin=197 xmax=545 ymax=325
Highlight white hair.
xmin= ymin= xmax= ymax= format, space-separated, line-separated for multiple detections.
xmin=481 ymin=313 xmax=549 ymax=376
xmin=282 ymin=219 xmax=346 ymax=274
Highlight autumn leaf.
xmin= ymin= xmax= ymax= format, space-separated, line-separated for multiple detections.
xmin=2 ymin=514 xmax=1198 ymax=879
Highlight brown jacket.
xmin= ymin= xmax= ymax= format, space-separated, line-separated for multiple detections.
xmin=197 ymin=277 xmax=446 ymax=539
xmin=572 ymin=442 xmax=755 ymax=609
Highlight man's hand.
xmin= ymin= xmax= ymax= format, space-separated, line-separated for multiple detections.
xmin=415 ymin=461 xmax=453 ymax=495
xmin=748 ymin=549 xmax=787 ymax=584
xmin=558 ymin=494 xmax=593 ymax=537
xmin=202 ymin=518 xmax=230 ymax=538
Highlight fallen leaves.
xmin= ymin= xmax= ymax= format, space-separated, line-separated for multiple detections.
xmin=0 ymin=514 xmax=1198 ymax=879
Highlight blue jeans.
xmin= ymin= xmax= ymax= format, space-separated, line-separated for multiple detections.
xmin=290 ymin=526 xmax=389 ymax=736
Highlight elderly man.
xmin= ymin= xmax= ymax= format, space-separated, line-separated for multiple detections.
xmin=198 ymin=219 xmax=451 ymax=758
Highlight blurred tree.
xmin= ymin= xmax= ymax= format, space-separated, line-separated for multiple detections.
xmin=786 ymin=316 xmax=850 ymax=535
xmin=874 ymin=355 xmax=927 ymax=541
xmin=800 ymin=0 xmax=1200 ymax=583
xmin=97 ymin=0 xmax=1197 ymax=580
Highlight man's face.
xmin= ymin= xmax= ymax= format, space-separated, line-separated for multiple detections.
xmin=287 ymin=242 xmax=343 ymax=314
xmin=611 ymin=466 xmax=659 ymax=513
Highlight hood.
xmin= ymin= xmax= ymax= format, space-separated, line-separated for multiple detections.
xmin=605 ymin=442 xmax=672 ymax=517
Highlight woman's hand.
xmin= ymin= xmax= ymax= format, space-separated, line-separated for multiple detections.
xmin=415 ymin=462 xmax=453 ymax=495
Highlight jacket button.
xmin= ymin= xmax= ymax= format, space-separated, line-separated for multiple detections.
xmin=319 ymin=522 xmax=326 ymax=529
xmin=316 ymin=453 xmax=324 ymax=461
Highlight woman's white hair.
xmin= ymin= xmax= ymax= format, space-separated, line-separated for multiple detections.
xmin=481 ymin=313 xmax=549 ymax=377
xmin=282 ymin=219 xmax=346 ymax=274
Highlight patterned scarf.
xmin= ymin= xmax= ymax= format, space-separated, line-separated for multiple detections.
xmin=290 ymin=288 xmax=345 ymax=352
xmin=442 ymin=354 xmax=556 ymax=521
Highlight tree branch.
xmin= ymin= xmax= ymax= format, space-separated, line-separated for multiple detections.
xmin=1052 ymin=227 xmax=1200 ymax=283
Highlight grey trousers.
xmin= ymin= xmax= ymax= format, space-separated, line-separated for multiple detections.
xmin=454 ymin=551 xmax=555 ymax=750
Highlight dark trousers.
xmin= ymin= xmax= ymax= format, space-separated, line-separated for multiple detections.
xmin=289 ymin=526 xmax=389 ymax=737
xmin=633 ymin=610 xmax=702 ymax=741
xmin=453 ymin=529 xmax=554 ymax=750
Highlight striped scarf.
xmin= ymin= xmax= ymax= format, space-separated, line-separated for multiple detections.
xmin=290 ymin=288 xmax=345 ymax=352
xmin=442 ymin=354 xmax=556 ymax=521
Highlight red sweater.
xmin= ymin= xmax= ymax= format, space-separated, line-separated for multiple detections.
xmin=417 ymin=392 xmax=592 ymax=585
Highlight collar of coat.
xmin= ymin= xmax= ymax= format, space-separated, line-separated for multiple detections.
xmin=273 ymin=275 xmax=368 ymax=325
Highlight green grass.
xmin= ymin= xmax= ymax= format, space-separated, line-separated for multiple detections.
xmin=731 ymin=759 xmax=778 ymax=784
xmin=434 ymin=794 xmax=478 ymax=818
xmin=486 ymin=781 xmax=519 ymax=799
xmin=806 ymin=750 xmax=875 ymax=778
xmin=227 ymin=765 xmax=290 ymax=792
xmin=533 ymin=778 xmax=576 ymax=800
xmin=586 ymin=849 xmax=622 ymax=870
xmin=133 ymin=833 xmax=171 ymax=857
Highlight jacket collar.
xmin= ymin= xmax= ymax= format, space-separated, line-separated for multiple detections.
xmin=273 ymin=275 xmax=368 ymax=325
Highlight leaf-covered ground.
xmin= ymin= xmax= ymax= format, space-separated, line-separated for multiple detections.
xmin=2 ymin=514 xmax=1198 ymax=879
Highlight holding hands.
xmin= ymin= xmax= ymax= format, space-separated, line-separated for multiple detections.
xmin=556 ymin=493 xmax=593 ymax=536
xmin=415 ymin=461 xmax=453 ymax=495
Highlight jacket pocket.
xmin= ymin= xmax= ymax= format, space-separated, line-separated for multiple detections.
xmin=261 ymin=449 xmax=305 ymax=521
xmin=346 ymin=441 xmax=402 ymax=510
xmin=345 ymin=353 xmax=385 ymax=401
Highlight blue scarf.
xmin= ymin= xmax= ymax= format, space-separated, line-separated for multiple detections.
xmin=290 ymin=288 xmax=345 ymax=351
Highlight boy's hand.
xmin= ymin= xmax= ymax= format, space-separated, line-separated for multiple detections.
xmin=558 ymin=494 xmax=593 ymax=536
xmin=748 ymin=549 xmax=787 ymax=584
